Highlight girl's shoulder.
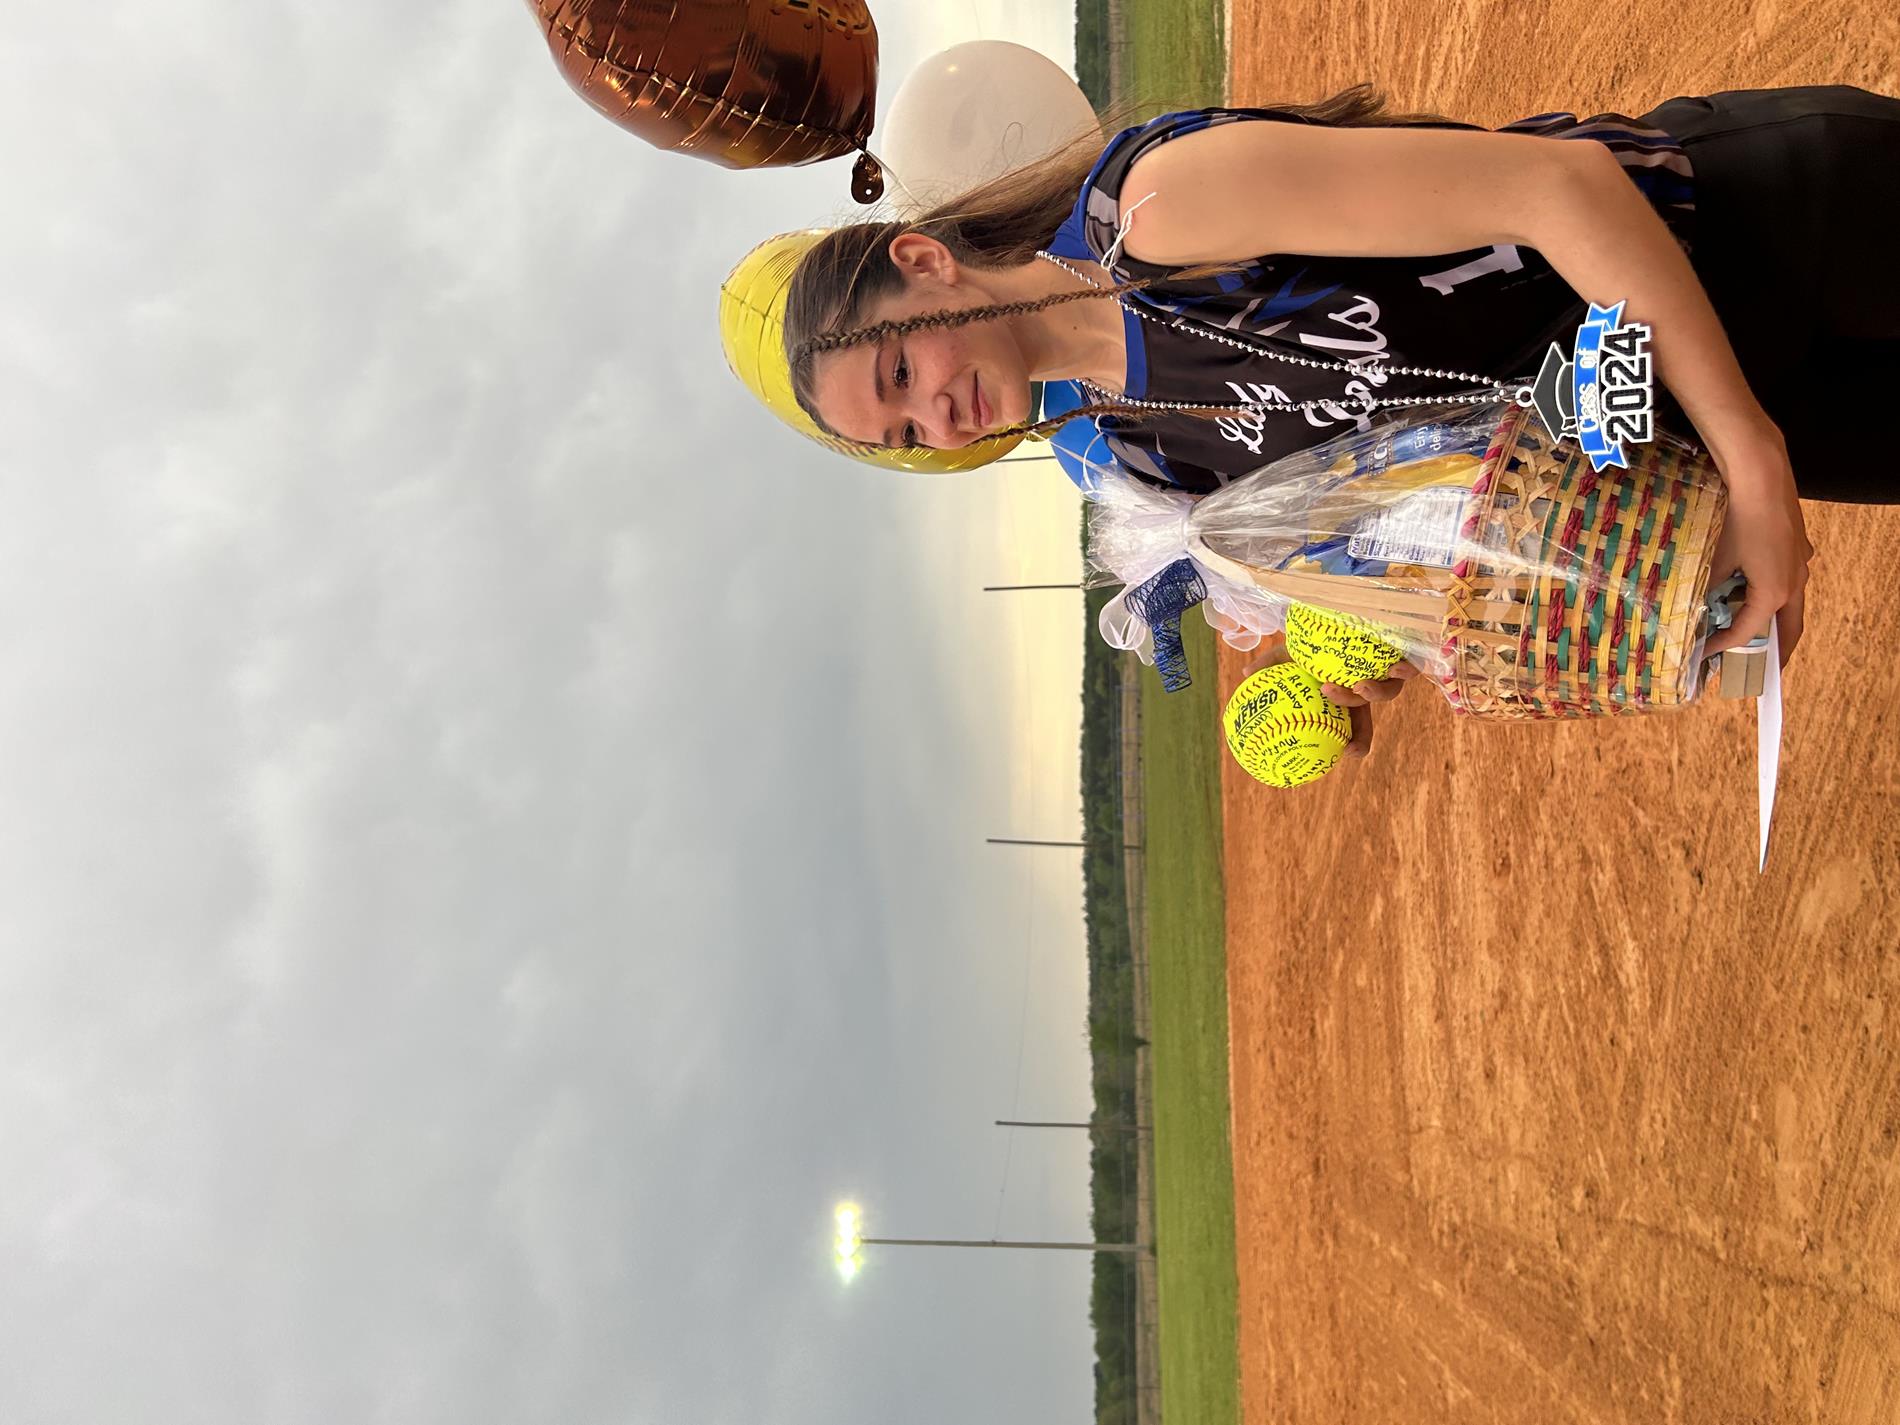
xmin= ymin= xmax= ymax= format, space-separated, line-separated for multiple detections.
xmin=1059 ymin=110 xmax=1317 ymax=250
xmin=1049 ymin=106 xmax=1479 ymax=274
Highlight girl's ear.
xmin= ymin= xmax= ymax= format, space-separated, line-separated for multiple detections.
xmin=887 ymin=232 xmax=959 ymax=284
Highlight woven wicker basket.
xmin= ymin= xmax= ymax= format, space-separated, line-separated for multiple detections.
xmin=1189 ymin=405 xmax=1728 ymax=719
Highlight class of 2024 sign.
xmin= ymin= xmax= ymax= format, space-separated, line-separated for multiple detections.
xmin=1530 ymin=300 xmax=1657 ymax=472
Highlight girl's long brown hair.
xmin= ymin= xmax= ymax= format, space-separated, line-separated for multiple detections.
xmin=782 ymin=83 xmax=1457 ymax=455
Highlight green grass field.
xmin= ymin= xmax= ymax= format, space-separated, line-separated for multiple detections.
xmin=1119 ymin=0 xmax=1228 ymax=113
xmin=1140 ymin=615 xmax=1238 ymax=1425
xmin=1112 ymin=0 xmax=1238 ymax=1415
xmin=1078 ymin=3 xmax=1237 ymax=1417
xmin=1113 ymin=1 xmax=1238 ymax=1416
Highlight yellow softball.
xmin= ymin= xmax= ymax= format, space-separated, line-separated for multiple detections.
xmin=1222 ymin=663 xmax=1353 ymax=789
xmin=1284 ymin=602 xmax=1406 ymax=688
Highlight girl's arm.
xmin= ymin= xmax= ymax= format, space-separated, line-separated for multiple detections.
xmin=1119 ymin=123 xmax=1810 ymax=660
xmin=1119 ymin=124 xmax=1765 ymax=449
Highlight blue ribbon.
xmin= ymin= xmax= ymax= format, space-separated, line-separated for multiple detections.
xmin=1124 ymin=559 xmax=1208 ymax=692
xmin=1572 ymin=300 xmax=1629 ymax=472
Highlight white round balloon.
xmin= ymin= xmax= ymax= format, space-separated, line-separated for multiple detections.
xmin=879 ymin=41 xmax=1103 ymax=218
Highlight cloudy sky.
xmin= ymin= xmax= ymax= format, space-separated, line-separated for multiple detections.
xmin=0 ymin=4 xmax=1107 ymax=1422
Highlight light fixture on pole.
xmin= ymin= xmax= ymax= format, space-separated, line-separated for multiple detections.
xmin=834 ymin=1203 xmax=866 ymax=1282
xmin=830 ymin=1200 xmax=1141 ymax=1284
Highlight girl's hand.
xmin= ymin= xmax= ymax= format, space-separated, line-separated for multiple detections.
xmin=1702 ymin=416 xmax=1813 ymax=667
xmin=1238 ymin=633 xmax=1420 ymax=760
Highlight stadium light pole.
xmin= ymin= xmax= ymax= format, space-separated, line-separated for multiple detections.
xmin=832 ymin=1203 xmax=1141 ymax=1282
xmin=995 ymin=1119 xmax=1149 ymax=1135
xmin=986 ymin=836 xmax=1141 ymax=851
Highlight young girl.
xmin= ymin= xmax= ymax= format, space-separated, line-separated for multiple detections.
xmin=784 ymin=84 xmax=1900 ymax=695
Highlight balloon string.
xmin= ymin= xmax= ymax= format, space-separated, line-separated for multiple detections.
xmin=1101 ymin=191 xmax=1157 ymax=271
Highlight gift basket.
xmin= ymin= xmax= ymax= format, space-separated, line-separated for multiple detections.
xmin=1088 ymin=399 xmax=1745 ymax=719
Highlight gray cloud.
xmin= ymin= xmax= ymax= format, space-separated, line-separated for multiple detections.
xmin=1 ymin=3 xmax=1099 ymax=1423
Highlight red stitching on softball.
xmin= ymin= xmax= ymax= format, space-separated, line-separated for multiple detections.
xmin=1241 ymin=714 xmax=1347 ymax=736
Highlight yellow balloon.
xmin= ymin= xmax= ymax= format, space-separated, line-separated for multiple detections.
xmin=718 ymin=230 xmax=1022 ymax=473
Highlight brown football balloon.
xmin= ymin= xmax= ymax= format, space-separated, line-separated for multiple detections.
xmin=526 ymin=0 xmax=884 ymax=201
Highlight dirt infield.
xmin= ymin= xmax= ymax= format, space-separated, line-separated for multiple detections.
xmin=1222 ymin=8 xmax=1900 ymax=1421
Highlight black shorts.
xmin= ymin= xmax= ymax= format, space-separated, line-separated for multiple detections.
xmin=1643 ymin=85 xmax=1900 ymax=503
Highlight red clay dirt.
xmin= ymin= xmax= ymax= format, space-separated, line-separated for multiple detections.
xmin=1222 ymin=8 xmax=1900 ymax=1421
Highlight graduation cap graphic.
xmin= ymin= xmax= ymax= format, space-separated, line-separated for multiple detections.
xmin=1528 ymin=300 xmax=1653 ymax=471
xmin=1530 ymin=340 xmax=1578 ymax=443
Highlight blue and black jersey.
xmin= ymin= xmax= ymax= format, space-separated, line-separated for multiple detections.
xmin=1045 ymin=104 xmax=1698 ymax=495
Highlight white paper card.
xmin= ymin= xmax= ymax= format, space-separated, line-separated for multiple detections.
xmin=1758 ymin=623 xmax=1783 ymax=874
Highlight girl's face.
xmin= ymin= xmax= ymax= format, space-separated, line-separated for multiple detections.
xmin=805 ymin=235 xmax=1036 ymax=451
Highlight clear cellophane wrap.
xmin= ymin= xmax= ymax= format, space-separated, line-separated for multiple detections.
xmin=1086 ymin=401 xmax=1729 ymax=719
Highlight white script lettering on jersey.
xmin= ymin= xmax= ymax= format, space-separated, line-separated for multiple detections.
xmin=1297 ymin=295 xmax=1389 ymax=358
xmin=1288 ymin=295 xmax=1394 ymax=436
xmin=1216 ymin=282 xmax=1525 ymax=451
xmin=1215 ymin=384 xmax=1284 ymax=454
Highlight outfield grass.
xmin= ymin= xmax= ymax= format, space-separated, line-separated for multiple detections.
xmin=1119 ymin=0 xmax=1228 ymax=113
xmin=1102 ymin=6 xmax=1239 ymax=1419
xmin=1140 ymin=617 xmax=1239 ymax=1425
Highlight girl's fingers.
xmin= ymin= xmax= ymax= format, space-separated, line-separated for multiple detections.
xmin=1703 ymin=585 xmax=1781 ymax=659
xmin=1777 ymin=584 xmax=1806 ymax=666
xmin=1346 ymin=702 xmax=1372 ymax=758
xmin=1239 ymin=633 xmax=1290 ymax=679
xmin=1324 ymin=677 xmax=1406 ymax=706
xmin=1354 ymin=678 xmax=1407 ymax=704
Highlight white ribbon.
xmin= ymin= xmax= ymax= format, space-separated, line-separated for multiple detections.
xmin=1086 ymin=471 xmax=1288 ymax=666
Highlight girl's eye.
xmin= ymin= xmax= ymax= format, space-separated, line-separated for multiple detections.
xmin=894 ymin=350 xmax=915 ymax=444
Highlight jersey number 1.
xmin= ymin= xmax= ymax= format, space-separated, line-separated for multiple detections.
xmin=1417 ymin=244 xmax=1525 ymax=296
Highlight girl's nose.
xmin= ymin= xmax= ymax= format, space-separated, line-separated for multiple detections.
xmin=911 ymin=385 xmax=968 ymax=449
